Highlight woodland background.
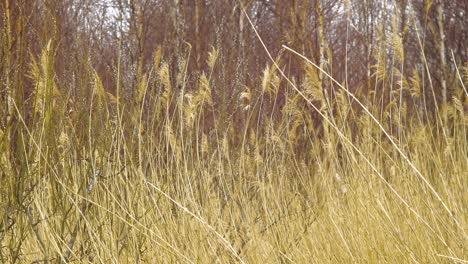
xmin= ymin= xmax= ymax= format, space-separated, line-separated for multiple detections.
xmin=1 ymin=0 xmax=467 ymax=126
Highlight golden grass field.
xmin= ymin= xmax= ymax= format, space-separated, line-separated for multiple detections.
xmin=0 ymin=4 xmax=467 ymax=263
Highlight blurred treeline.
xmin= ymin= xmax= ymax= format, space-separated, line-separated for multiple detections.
xmin=0 ymin=0 xmax=467 ymax=140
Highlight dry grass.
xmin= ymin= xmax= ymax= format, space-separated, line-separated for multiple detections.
xmin=0 ymin=9 xmax=467 ymax=264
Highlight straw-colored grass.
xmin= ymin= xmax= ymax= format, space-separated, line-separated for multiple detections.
xmin=0 ymin=6 xmax=467 ymax=264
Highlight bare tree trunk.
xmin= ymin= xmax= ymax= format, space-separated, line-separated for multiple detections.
xmin=136 ymin=6 xmax=144 ymax=86
xmin=4 ymin=0 xmax=12 ymax=138
xmin=129 ymin=0 xmax=143 ymax=85
xmin=195 ymin=0 xmax=201 ymax=70
xmin=239 ymin=0 xmax=253 ymax=51
xmin=315 ymin=0 xmax=324 ymax=87
xmin=173 ymin=0 xmax=181 ymax=57
xmin=299 ymin=0 xmax=308 ymax=53
xmin=436 ymin=0 xmax=448 ymax=129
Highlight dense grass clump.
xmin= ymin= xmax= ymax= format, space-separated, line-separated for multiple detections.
xmin=0 ymin=3 xmax=467 ymax=264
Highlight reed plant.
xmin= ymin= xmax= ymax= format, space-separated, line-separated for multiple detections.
xmin=0 ymin=3 xmax=466 ymax=263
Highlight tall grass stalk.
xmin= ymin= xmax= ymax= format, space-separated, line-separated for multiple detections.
xmin=0 ymin=3 xmax=466 ymax=263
